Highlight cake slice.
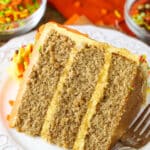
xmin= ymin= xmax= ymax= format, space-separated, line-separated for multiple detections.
xmin=73 ymin=48 xmax=148 ymax=150
xmin=41 ymin=35 xmax=111 ymax=148
xmin=9 ymin=22 xmax=147 ymax=150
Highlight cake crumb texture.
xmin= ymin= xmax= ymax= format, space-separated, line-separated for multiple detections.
xmin=11 ymin=30 xmax=75 ymax=135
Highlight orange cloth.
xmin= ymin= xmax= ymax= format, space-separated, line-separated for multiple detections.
xmin=64 ymin=14 xmax=92 ymax=25
xmin=48 ymin=0 xmax=135 ymax=36
xmin=48 ymin=0 xmax=125 ymax=25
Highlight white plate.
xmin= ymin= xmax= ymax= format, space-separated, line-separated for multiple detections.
xmin=0 ymin=25 xmax=150 ymax=150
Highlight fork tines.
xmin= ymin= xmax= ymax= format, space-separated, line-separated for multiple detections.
xmin=121 ymin=104 xmax=150 ymax=148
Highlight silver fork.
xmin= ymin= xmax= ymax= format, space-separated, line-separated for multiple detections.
xmin=113 ymin=104 xmax=150 ymax=150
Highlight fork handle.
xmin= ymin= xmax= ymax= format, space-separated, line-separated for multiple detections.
xmin=112 ymin=142 xmax=137 ymax=150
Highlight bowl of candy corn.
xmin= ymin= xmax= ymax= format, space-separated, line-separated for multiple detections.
xmin=125 ymin=0 xmax=150 ymax=44
xmin=0 ymin=0 xmax=46 ymax=39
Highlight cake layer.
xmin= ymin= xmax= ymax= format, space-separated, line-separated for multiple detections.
xmin=41 ymin=43 xmax=110 ymax=149
xmin=9 ymin=25 xmax=75 ymax=135
xmin=73 ymin=53 xmax=146 ymax=150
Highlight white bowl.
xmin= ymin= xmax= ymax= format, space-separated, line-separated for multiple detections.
xmin=124 ymin=0 xmax=150 ymax=44
xmin=0 ymin=0 xmax=47 ymax=40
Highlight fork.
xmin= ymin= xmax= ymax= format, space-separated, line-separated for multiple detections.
xmin=113 ymin=104 xmax=150 ymax=150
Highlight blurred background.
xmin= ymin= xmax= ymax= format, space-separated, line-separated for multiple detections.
xmin=0 ymin=0 xmax=150 ymax=45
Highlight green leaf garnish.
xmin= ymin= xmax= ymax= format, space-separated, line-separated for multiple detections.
xmin=38 ymin=46 xmax=42 ymax=52
xmin=128 ymin=86 xmax=134 ymax=91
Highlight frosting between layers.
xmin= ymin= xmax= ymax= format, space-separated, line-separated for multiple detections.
xmin=73 ymin=51 xmax=112 ymax=150
xmin=41 ymin=47 xmax=82 ymax=139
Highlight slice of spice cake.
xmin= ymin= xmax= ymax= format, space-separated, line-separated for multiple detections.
xmin=9 ymin=22 xmax=147 ymax=150
xmin=9 ymin=23 xmax=81 ymax=135
xmin=41 ymin=39 xmax=111 ymax=148
xmin=73 ymin=48 xmax=148 ymax=150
